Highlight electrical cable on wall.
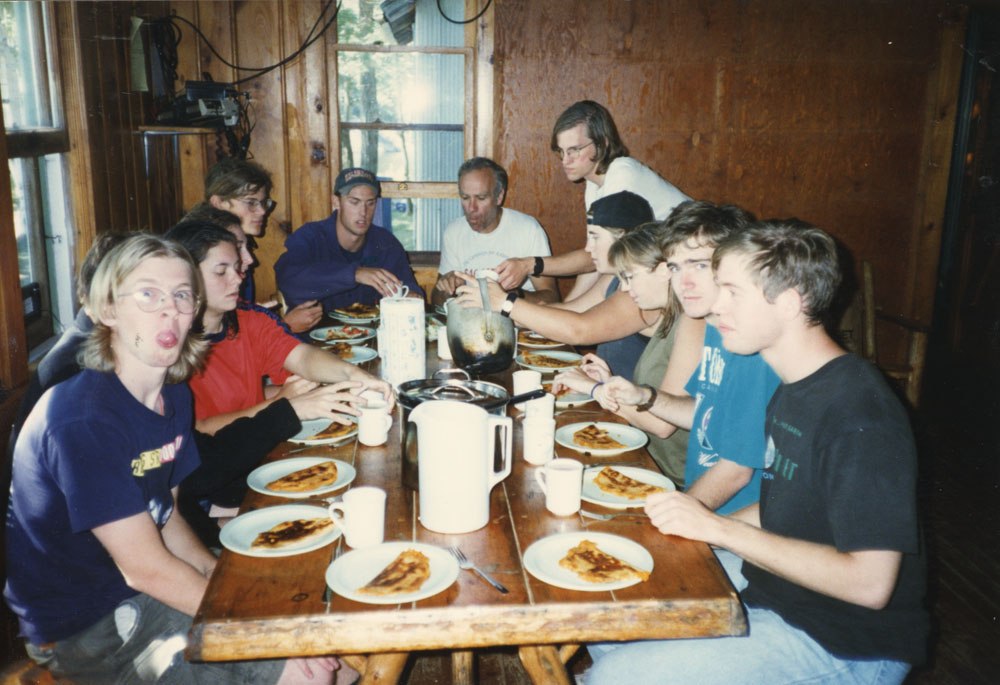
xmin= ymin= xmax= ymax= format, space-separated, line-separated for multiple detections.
xmin=436 ymin=0 xmax=492 ymax=25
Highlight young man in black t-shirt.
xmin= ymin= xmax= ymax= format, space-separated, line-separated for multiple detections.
xmin=587 ymin=220 xmax=927 ymax=684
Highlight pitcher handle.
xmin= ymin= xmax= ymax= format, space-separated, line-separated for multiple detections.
xmin=487 ymin=415 xmax=513 ymax=488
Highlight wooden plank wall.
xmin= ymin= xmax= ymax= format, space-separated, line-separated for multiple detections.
xmin=495 ymin=0 xmax=964 ymax=361
xmin=66 ymin=1 xmax=174 ymax=257
xmin=156 ymin=0 xmax=962 ymax=362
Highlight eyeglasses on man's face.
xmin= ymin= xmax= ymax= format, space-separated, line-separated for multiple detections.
xmin=118 ymin=287 xmax=199 ymax=314
xmin=555 ymin=140 xmax=595 ymax=161
xmin=237 ymin=196 xmax=276 ymax=212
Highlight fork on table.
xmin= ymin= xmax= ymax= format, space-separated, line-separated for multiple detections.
xmin=449 ymin=547 xmax=508 ymax=594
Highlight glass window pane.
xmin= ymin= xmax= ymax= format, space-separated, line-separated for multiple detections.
xmin=341 ymin=128 xmax=463 ymax=183
xmin=338 ymin=0 xmax=464 ymax=48
xmin=338 ymin=51 xmax=464 ymax=126
xmin=9 ymin=157 xmax=36 ymax=286
xmin=379 ymin=196 xmax=461 ymax=251
xmin=0 ymin=1 xmax=61 ymax=130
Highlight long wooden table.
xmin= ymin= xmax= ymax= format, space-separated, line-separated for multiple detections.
xmin=187 ymin=341 xmax=746 ymax=683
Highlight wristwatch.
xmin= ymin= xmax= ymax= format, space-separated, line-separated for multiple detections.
xmin=635 ymin=384 xmax=657 ymax=412
xmin=532 ymin=256 xmax=545 ymax=277
xmin=500 ymin=291 xmax=519 ymax=317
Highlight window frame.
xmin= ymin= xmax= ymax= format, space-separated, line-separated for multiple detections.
xmin=3 ymin=0 xmax=73 ymax=351
xmin=331 ymin=0 xmax=494 ymax=236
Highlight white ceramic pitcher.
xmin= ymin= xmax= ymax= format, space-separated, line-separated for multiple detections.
xmin=410 ymin=399 xmax=512 ymax=534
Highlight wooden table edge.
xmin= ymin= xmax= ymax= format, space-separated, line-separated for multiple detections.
xmin=187 ymin=596 xmax=747 ymax=661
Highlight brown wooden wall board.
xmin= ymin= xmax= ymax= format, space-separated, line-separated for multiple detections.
xmin=233 ymin=0 xmax=287 ymax=301
xmin=173 ymin=1 xmax=208 ymax=213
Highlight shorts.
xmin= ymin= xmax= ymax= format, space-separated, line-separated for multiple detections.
xmin=26 ymin=593 xmax=285 ymax=684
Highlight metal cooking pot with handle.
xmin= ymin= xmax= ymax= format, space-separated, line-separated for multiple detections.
xmin=445 ymin=279 xmax=516 ymax=375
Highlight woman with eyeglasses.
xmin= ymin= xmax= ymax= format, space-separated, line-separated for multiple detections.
xmin=4 ymin=233 xmax=345 ymax=683
xmin=164 ymin=221 xmax=392 ymax=437
xmin=205 ymin=158 xmax=323 ymax=333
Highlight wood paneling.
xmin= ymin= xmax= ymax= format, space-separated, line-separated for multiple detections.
xmin=495 ymin=0 xmax=962 ymax=365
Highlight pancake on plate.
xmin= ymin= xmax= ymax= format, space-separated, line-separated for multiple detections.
xmin=250 ymin=518 xmax=336 ymax=550
xmin=559 ymin=539 xmax=650 ymax=583
xmin=266 ymin=461 xmax=339 ymax=493
xmin=356 ymin=548 xmax=431 ymax=596
xmin=523 ymin=353 xmax=580 ymax=369
xmin=334 ymin=303 xmax=379 ymax=319
xmin=593 ymin=467 xmax=665 ymax=500
xmin=573 ymin=424 xmax=626 ymax=450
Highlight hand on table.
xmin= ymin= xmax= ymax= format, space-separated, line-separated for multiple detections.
xmin=283 ymin=300 xmax=323 ymax=333
xmin=645 ymin=490 xmax=724 ymax=546
xmin=495 ymin=256 xmax=533 ymax=291
xmin=288 ymin=380 xmax=365 ymax=422
xmin=454 ymin=272 xmax=506 ymax=312
xmin=355 ymin=267 xmax=402 ymax=298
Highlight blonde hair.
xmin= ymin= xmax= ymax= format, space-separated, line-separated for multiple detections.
xmin=81 ymin=233 xmax=208 ymax=383
xmin=607 ymin=221 xmax=679 ymax=337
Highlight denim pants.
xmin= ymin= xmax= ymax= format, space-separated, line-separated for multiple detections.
xmin=26 ymin=593 xmax=285 ymax=684
xmin=586 ymin=550 xmax=910 ymax=685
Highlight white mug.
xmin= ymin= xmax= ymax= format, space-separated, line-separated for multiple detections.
xmin=328 ymin=486 xmax=386 ymax=548
xmin=522 ymin=417 xmax=555 ymax=465
xmin=525 ymin=392 xmax=555 ymax=420
xmin=534 ymin=458 xmax=583 ymax=516
xmin=512 ymin=369 xmax=542 ymax=409
xmin=358 ymin=401 xmax=393 ymax=446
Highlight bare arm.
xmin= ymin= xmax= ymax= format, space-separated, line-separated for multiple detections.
xmin=601 ymin=376 xmax=696 ymax=430
xmin=160 ymin=487 xmax=218 ymax=575
xmin=495 ymin=248 xmax=594 ymax=290
xmin=612 ymin=315 xmax=705 ymax=438
xmin=644 ymin=492 xmax=904 ymax=609
xmin=283 ymin=343 xmax=395 ymax=410
xmin=549 ymin=274 xmax=615 ymax=313
xmin=683 ymin=458 xmax=754 ymax=510
xmin=91 ymin=507 xmax=209 ymax=616
xmin=522 ymin=275 xmax=561 ymax=304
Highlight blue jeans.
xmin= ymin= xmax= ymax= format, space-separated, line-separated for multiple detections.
xmin=586 ymin=551 xmax=910 ymax=685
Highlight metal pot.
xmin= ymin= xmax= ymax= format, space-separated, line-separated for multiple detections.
xmin=398 ymin=370 xmax=544 ymax=490
xmin=445 ymin=279 xmax=516 ymax=375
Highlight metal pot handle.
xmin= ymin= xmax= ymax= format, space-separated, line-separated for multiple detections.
xmin=425 ymin=383 xmax=477 ymax=399
xmin=432 ymin=368 xmax=470 ymax=381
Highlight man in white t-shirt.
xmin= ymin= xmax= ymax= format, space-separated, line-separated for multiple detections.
xmin=433 ymin=157 xmax=560 ymax=305
xmin=496 ymin=101 xmax=689 ymax=300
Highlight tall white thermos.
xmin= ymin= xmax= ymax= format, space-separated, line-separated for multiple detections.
xmin=376 ymin=289 xmax=425 ymax=389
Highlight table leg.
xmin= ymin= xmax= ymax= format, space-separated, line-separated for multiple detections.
xmin=359 ymin=652 xmax=409 ymax=684
xmin=452 ymin=650 xmax=474 ymax=684
xmin=558 ymin=644 xmax=579 ymax=663
xmin=518 ymin=645 xmax=572 ymax=685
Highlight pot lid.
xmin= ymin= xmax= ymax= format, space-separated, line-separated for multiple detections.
xmin=398 ymin=377 xmax=509 ymax=408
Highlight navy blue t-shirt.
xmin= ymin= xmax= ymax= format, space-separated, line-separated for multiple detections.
xmin=4 ymin=370 xmax=199 ymax=644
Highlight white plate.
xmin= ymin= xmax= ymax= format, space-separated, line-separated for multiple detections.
xmin=555 ymin=422 xmax=648 ymax=457
xmin=515 ymin=351 xmax=583 ymax=374
xmin=328 ymin=311 xmax=380 ymax=325
xmin=219 ymin=504 xmax=340 ymax=557
xmin=289 ymin=417 xmax=358 ymax=445
xmin=310 ymin=325 xmax=375 ymax=345
xmin=247 ymin=457 xmax=357 ymax=498
xmin=517 ymin=331 xmax=566 ymax=349
xmin=325 ymin=541 xmax=459 ymax=605
xmin=331 ymin=345 xmax=377 ymax=365
xmin=523 ymin=532 xmax=653 ymax=591
xmin=582 ymin=465 xmax=676 ymax=509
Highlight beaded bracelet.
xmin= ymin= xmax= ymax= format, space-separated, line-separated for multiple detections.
xmin=590 ymin=381 xmax=605 ymax=398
